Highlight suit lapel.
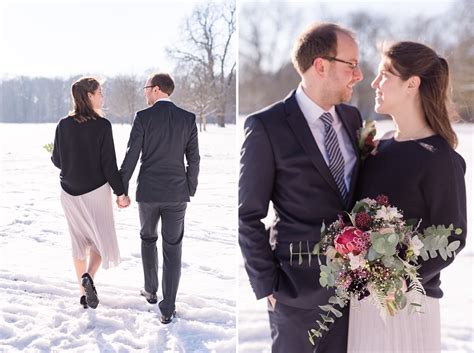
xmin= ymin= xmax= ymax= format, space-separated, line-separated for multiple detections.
xmin=336 ymin=105 xmax=361 ymax=207
xmin=284 ymin=92 xmax=340 ymax=195
xmin=336 ymin=105 xmax=359 ymax=153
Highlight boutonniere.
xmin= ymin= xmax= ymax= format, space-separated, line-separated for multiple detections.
xmin=358 ymin=120 xmax=377 ymax=160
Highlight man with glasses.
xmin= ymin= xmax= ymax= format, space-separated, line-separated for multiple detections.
xmin=119 ymin=73 xmax=200 ymax=324
xmin=239 ymin=22 xmax=363 ymax=352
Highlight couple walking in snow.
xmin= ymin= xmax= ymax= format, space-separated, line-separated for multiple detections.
xmin=51 ymin=73 xmax=200 ymax=324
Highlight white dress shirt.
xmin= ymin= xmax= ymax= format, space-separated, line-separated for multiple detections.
xmin=295 ymin=84 xmax=356 ymax=191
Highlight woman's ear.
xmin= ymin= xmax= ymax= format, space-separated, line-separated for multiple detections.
xmin=407 ymin=75 xmax=421 ymax=90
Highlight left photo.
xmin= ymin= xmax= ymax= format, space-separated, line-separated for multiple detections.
xmin=0 ymin=0 xmax=236 ymax=352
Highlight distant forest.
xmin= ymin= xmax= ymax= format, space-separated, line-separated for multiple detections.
xmin=239 ymin=0 xmax=473 ymax=122
xmin=0 ymin=1 xmax=236 ymax=128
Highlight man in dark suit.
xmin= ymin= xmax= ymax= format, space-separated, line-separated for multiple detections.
xmin=239 ymin=23 xmax=364 ymax=352
xmin=119 ymin=73 xmax=200 ymax=324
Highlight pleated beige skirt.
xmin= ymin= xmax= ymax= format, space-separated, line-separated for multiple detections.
xmin=348 ymin=293 xmax=440 ymax=353
xmin=60 ymin=183 xmax=121 ymax=269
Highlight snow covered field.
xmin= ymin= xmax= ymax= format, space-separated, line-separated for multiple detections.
xmin=237 ymin=119 xmax=474 ymax=353
xmin=0 ymin=123 xmax=237 ymax=353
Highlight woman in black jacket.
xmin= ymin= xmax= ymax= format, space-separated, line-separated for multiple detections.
xmin=348 ymin=42 xmax=467 ymax=353
xmin=52 ymin=77 xmax=128 ymax=309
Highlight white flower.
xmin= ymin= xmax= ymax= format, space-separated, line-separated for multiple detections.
xmin=375 ymin=206 xmax=403 ymax=221
xmin=326 ymin=246 xmax=337 ymax=261
xmin=348 ymin=253 xmax=366 ymax=270
xmin=360 ymin=197 xmax=376 ymax=207
xmin=409 ymin=235 xmax=424 ymax=256
xmin=379 ymin=227 xmax=395 ymax=235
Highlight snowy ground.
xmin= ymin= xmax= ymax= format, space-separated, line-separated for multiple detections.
xmin=0 ymin=123 xmax=237 ymax=353
xmin=237 ymin=118 xmax=474 ymax=353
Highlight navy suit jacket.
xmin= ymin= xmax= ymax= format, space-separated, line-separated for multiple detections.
xmin=120 ymin=100 xmax=200 ymax=203
xmin=239 ymin=90 xmax=362 ymax=308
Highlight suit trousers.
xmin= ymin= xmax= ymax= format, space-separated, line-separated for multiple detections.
xmin=268 ymin=299 xmax=349 ymax=353
xmin=138 ymin=202 xmax=187 ymax=316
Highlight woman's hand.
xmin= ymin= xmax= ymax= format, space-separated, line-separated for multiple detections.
xmin=116 ymin=194 xmax=131 ymax=208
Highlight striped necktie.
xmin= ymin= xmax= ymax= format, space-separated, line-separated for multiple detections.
xmin=320 ymin=112 xmax=348 ymax=201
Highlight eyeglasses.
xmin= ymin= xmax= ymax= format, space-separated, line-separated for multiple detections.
xmin=321 ymin=56 xmax=359 ymax=72
xmin=143 ymin=85 xmax=156 ymax=90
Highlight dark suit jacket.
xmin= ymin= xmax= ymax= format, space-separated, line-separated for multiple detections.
xmin=239 ymin=91 xmax=362 ymax=309
xmin=120 ymin=100 xmax=200 ymax=202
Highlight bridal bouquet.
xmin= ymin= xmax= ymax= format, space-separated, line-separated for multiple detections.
xmin=295 ymin=195 xmax=461 ymax=345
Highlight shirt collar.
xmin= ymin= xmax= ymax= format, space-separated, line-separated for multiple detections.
xmin=295 ymin=83 xmax=336 ymax=125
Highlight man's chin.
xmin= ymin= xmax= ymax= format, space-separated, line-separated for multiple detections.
xmin=339 ymin=93 xmax=352 ymax=104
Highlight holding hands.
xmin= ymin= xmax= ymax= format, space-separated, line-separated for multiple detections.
xmin=116 ymin=194 xmax=131 ymax=208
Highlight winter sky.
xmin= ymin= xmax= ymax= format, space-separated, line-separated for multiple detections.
xmin=0 ymin=0 xmax=456 ymax=78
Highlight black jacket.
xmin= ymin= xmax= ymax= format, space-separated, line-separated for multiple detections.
xmin=239 ymin=91 xmax=362 ymax=308
xmin=356 ymin=135 xmax=467 ymax=298
xmin=120 ymin=100 xmax=200 ymax=202
xmin=51 ymin=116 xmax=124 ymax=196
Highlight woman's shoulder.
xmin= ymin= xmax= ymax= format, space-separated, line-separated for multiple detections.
xmin=420 ymin=135 xmax=466 ymax=173
xmin=86 ymin=117 xmax=112 ymax=130
xmin=97 ymin=117 xmax=112 ymax=126
xmin=58 ymin=115 xmax=72 ymax=125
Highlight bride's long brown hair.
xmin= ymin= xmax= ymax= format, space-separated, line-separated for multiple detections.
xmin=384 ymin=41 xmax=458 ymax=148
xmin=68 ymin=77 xmax=103 ymax=123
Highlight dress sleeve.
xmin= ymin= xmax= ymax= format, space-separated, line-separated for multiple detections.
xmin=238 ymin=115 xmax=277 ymax=299
xmin=419 ymin=148 xmax=467 ymax=284
xmin=100 ymin=121 xmax=125 ymax=196
xmin=51 ymin=123 xmax=61 ymax=169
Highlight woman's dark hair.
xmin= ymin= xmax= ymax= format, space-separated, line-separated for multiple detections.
xmin=68 ymin=77 xmax=103 ymax=123
xmin=384 ymin=41 xmax=458 ymax=148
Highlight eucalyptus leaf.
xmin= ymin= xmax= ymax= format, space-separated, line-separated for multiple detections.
xmin=419 ymin=248 xmax=429 ymax=261
xmin=316 ymin=320 xmax=329 ymax=331
xmin=313 ymin=243 xmax=320 ymax=255
xmin=327 ymin=274 xmax=336 ymax=287
xmin=447 ymin=240 xmax=460 ymax=253
xmin=439 ymin=247 xmax=447 ymax=261
xmin=388 ymin=233 xmax=398 ymax=244
xmin=329 ymin=307 xmax=343 ymax=318
xmin=393 ymin=258 xmax=405 ymax=271
xmin=382 ymin=256 xmax=394 ymax=267
xmin=319 ymin=305 xmax=333 ymax=312
xmin=367 ymin=247 xmax=380 ymax=261
xmin=319 ymin=277 xmax=328 ymax=288
xmin=373 ymin=238 xmax=387 ymax=254
xmin=383 ymin=241 xmax=397 ymax=256
xmin=324 ymin=316 xmax=335 ymax=324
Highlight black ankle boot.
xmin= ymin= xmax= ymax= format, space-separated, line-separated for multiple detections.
xmin=80 ymin=295 xmax=88 ymax=309
xmin=81 ymin=273 xmax=99 ymax=309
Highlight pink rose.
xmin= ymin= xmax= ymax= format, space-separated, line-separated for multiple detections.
xmin=334 ymin=226 xmax=365 ymax=256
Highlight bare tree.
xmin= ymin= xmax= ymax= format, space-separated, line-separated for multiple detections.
xmin=168 ymin=0 xmax=236 ymax=127
xmin=105 ymin=74 xmax=145 ymax=124
xmin=173 ymin=65 xmax=216 ymax=131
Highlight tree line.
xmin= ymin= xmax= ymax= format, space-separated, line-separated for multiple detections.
xmin=0 ymin=0 xmax=236 ymax=128
xmin=239 ymin=0 xmax=473 ymax=122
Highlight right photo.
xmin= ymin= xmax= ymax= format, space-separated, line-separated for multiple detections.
xmin=238 ymin=1 xmax=473 ymax=352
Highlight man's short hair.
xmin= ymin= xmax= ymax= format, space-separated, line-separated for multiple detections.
xmin=150 ymin=73 xmax=175 ymax=95
xmin=291 ymin=22 xmax=355 ymax=75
